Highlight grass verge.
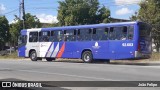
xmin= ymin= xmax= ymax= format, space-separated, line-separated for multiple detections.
xmin=0 ymin=51 xmax=22 ymax=59
xmin=150 ymin=52 xmax=160 ymax=61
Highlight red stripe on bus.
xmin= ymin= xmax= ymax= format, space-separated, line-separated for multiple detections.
xmin=56 ymin=43 xmax=65 ymax=58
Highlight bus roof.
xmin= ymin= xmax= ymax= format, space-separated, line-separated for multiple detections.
xmin=21 ymin=21 xmax=139 ymax=32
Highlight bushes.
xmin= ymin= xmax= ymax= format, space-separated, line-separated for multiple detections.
xmin=151 ymin=53 xmax=160 ymax=61
xmin=0 ymin=51 xmax=18 ymax=59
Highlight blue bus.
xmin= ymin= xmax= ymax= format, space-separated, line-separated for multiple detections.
xmin=18 ymin=21 xmax=152 ymax=63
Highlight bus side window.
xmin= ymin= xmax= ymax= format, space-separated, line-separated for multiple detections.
xmin=39 ymin=31 xmax=50 ymax=42
xmin=78 ymin=29 xmax=91 ymax=41
xmin=128 ymin=26 xmax=134 ymax=40
xmin=29 ymin=32 xmax=38 ymax=42
xmin=50 ymin=31 xmax=54 ymax=42
xmin=109 ymin=27 xmax=115 ymax=40
xmin=73 ymin=30 xmax=77 ymax=41
xmin=64 ymin=30 xmax=76 ymax=41
xmin=93 ymin=28 xmax=96 ymax=34
xmin=109 ymin=27 xmax=127 ymax=40
xmin=101 ymin=28 xmax=109 ymax=40
xmin=93 ymin=28 xmax=108 ymax=41
xmin=77 ymin=29 xmax=80 ymax=41
xmin=86 ymin=29 xmax=92 ymax=40
xmin=121 ymin=26 xmax=127 ymax=40
xmin=57 ymin=30 xmax=63 ymax=42
xmin=92 ymin=28 xmax=99 ymax=40
xmin=64 ymin=30 xmax=67 ymax=41
xmin=51 ymin=31 xmax=62 ymax=42
xmin=51 ymin=30 xmax=63 ymax=42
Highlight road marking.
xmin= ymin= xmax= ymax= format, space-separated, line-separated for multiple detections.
xmin=18 ymin=69 xmax=116 ymax=81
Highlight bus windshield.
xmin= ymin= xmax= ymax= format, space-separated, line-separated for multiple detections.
xmin=18 ymin=35 xmax=27 ymax=47
xmin=139 ymin=23 xmax=151 ymax=37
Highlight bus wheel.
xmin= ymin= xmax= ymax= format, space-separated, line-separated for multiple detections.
xmin=46 ymin=58 xmax=55 ymax=61
xmin=82 ymin=51 xmax=93 ymax=63
xmin=30 ymin=51 xmax=38 ymax=61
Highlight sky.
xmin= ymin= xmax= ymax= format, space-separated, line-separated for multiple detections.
xmin=0 ymin=0 xmax=142 ymax=24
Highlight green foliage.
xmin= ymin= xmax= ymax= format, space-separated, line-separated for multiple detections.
xmin=97 ymin=6 xmax=110 ymax=23
xmin=41 ymin=22 xmax=59 ymax=28
xmin=57 ymin=0 xmax=110 ymax=26
xmin=130 ymin=12 xmax=138 ymax=21
xmin=0 ymin=16 xmax=9 ymax=50
xmin=9 ymin=17 xmax=22 ymax=47
xmin=0 ymin=51 xmax=20 ymax=59
xmin=25 ymin=13 xmax=41 ymax=29
xmin=137 ymin=0 xmax=160 ymax=52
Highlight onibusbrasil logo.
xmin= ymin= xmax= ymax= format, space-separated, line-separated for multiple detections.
xmin=1 ymin=82 xmax=42 ymax=88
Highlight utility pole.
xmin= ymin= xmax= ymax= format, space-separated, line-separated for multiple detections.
xmin=22 ymin=0 xmax=25 ymax=29
xmin=19 ymin=2 xmax=22 ymax=20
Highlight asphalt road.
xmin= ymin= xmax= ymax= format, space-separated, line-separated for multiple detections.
xmin=0 ymin=59 xmax=160 ymax=90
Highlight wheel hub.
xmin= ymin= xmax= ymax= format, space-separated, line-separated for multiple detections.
xmin=84 ymin=54 xmax=90 ymax=61
xmin=31 ymin=53 xmax=36 ymax=59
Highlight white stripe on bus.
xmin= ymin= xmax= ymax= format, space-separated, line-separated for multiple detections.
xmin=46 ymin=42 xmax=54 ymax=57
xmin=51 ymin=43 xmax=59 ymax=57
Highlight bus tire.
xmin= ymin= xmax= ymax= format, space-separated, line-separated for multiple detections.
xmin=30 ymin=51 xmax=38 ymax=61
xmin=46 ymin=58 xmax=55 ymax=61
xmin=82 ymin=51 xmax=93 ymax=63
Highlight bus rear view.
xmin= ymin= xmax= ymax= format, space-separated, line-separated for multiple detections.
xmin=135 ymin=22 xmax=152 ymax=59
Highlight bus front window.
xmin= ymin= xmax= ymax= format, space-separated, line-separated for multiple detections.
xmin=18 ymin=35 xmax=27 ymax=47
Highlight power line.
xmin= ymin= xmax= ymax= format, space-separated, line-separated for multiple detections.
xmin=26 ymin=7 xmax=58 ymax=10
xmin=2 ymin=8 xmax=19 ymax=15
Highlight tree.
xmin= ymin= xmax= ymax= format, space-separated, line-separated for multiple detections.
xmin=0 ymin=16 xmax=9 ymax=50
xmin=137 ymin=0 xmax=160 ymax=52
xmin=130 ymin=12 xmax=138 ymax=21
xmin=25 ymin=13 xmax=41 ymax=29
xmin=9 ymin=13 xmax=41 ymax=47
xmin=9 ymin=17 xmax=22 ymax=48
xmin=97 ymin=6 xmax=110 ymax=23
xmin=57 ymin=0 xmax=110 ymax=26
